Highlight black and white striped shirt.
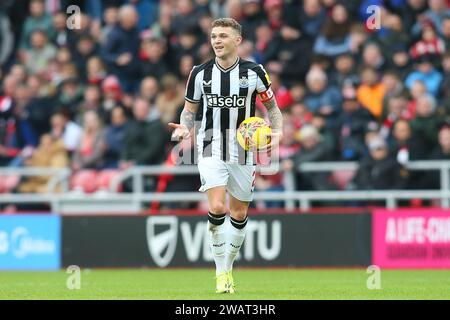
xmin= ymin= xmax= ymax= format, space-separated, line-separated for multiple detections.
xmin=185 ymin=57 xmax=272 ymax=165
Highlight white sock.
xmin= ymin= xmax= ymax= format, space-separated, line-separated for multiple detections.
xmin=225 ymin=216 xmax=248 ymax=272
xmin=207 ymin=212 xmax=226 ymax=275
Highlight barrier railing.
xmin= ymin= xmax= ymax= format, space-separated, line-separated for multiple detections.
xmin=0 ymin=161 xmax=449 ymax=212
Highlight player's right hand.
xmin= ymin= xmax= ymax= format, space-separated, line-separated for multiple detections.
xmin=168 ymin=123 xmax=190 ymax=141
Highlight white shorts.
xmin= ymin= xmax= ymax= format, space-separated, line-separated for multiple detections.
xmin=198 ymin=157 xmax=256 ymax=202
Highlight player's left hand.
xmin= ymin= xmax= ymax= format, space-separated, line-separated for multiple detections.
xmin=258 ymin=130 xmax=282 ymax=154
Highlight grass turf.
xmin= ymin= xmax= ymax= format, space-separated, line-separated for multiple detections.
xmin=0 ymin=269 xmax=449 ymax=300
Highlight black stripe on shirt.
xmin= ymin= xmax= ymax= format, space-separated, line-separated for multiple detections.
xmin=237 ymin=66 xmax=249 ymax=165
xmin=220 ymin=70 xmax=230 ymax=162
xmin=185 ymin=66 xmax=201 ymax=102
xmin=253 ymin=65 xmax=271 ymax=91
xmin=202 ymin=63 xmax=214 ymax=158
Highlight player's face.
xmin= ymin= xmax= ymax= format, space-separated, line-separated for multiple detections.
xmin=211 ymin=27 xmax=241 ymax=59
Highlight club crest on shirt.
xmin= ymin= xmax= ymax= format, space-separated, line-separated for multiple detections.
xmin=239 ymin=76 xmax=249 ymax=88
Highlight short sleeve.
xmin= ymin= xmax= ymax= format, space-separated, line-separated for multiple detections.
xmin=254 ymin=64 xmax=272 ymax=93
xmin=185 ymin=66 xmax=202 ymax=103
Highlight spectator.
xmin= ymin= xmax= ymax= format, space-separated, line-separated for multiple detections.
xmin=263 ymin=0 xmax=283 ymax=31
xmin=442 ymin=15 xmax=450 ymax=49
xmin=172 ymin=28 xmax=202 ymax=67
xmin=310 ymin=111 xmax=337 ymax=155
xmin=400 ymin=0 xmax=428 ymax=32
xmin=237 ymin=39 xmax=256 ymax=62
xmin=381 ymin=71 xmax=406 ymax=117
xmin=330 ymin=53 xmax=359 ymax=88
xmin=131 ymin=0 xmax=159 ymax=32
xmin=178 ymin=54 xmax=195 ymax=82
xmin=348 ymin=135 xmax=409 ymax=190
xmin=377 ymin=13 xmax=410 ymax=62
xmin=424 ymin=123 xmax=450 ymax=189
xmin=304 ymin=67 xmax=342 ymax=120
xmin=11 ymin=84 xmax=39 ymax=151
xmin=66 ymin=13 xmax=101 ymax=54
xmin=265 ymin=22 xmax=313 ymax=85
xmin=139 ymin=76 xmax=159 ymax=106
xmin=412 ymin=0 xmax=450 ymax=36
xmin=410 ymin=94 xmax=441 ymax=154
xmin=388 ymin=45 xmax=412 ymax=80
xmin=140 ymin=36 xmax=169 ymax=80
xmin=76 ymin=84 xmax=102 ymax=125
xmin=50 ymin=112 xmax=83 ymax=154
xmin=289 ymin=125 xmax=336 ymax=191
xmin=155 ymin=74 xmax=184 ymax=125
xmin=313 ymin=4 xmax=353 ymax=58
xmin=17 ymin=134 xmax=69 ymax=193
xmin=9 ymin=64 xmax=27 ymax=82
xmin=405 ymin=55 xmax=443 ymax=97
xmin=430 ymin=124 xmax=450 ymax=160
xmin=298 ymin=0 xmax=327 ymax=39
xmin=101 ymin=6 xmax=119 ymax=45
xmin=151 ymin=1 xmax=173 ymax=39
xmin=0 ymin=112 xmax=24 ymax=167
xmin=120 ymin=97 xmax=166 ymax=168
xmin=289 ymin=83 xmax=306 ymax=106
xmin=19 ymin=0 xmax=54 ymax=50
xmin=55 ymin=46 xmax=72 ymax=65
xmin=86 ymin=56 xmax=107 ymax=85
xmin=380 ymin=94 xmax=411 ymax=139
xmin=21 ymin=29 xmax=57 ymax=75
xmin=389 ymin=119 xmax=428 ymax=164
xmin=100 ymin=75 xmax=123 ymax=123
xmin=24 ymin=75 xmax=58 ymax=137
xmin=410 ymin=19 xmax=446 ymax=66
xmin=407 ymin=79 xmax=428 ymax=118
xmin=170 ymin=0 xmax=201 ymax=37
xmin=361 ymin=42 xmax=388 ymax=73
xmin=290 ymin=102 xmax=313 ymax=130
xmin=103 ymin=106 xmax=128 ymax=169
xmin=440 ymin=51 xmax=450 ymax=114
xmin=102 ymin=5 xmax=141 ymax=93
xmin=335 ymin=81 xmax=374 ymax=161
xmin=240 ymin=0 xmax=266 ymax=43
xmin=357 ymin=66 xmax=386 ymax=119
xmin=73 ymin=34 xmax=100 ymax=81
xmin=72 ymin=110 xmax=105 ymax=171
xmin=254 ymin=23 xmax=274 ymax=63
xmin=57 ymin=77 xmax=84 ymax=120
xmin=52 ymin=11 xmax=69 ymax=47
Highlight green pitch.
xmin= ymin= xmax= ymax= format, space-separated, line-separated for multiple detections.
xmin=0 ymin=269 xmax=449 ymax=300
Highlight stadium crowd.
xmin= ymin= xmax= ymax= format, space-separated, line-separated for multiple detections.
xmin=0 ymin=0 xmax=450 ymax=210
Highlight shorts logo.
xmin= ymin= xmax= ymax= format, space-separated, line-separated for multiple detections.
xmin=239 ymin=76 xmax=249 ymax=88
xmin=206 ymin=94 xmax=246 ymax=108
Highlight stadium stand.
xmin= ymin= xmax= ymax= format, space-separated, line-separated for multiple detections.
xmin=1 ymin=0 xmax=450 ymax=213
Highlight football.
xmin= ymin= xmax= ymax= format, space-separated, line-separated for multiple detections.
xmin=237 ymin=117 xmax=272 ymax=151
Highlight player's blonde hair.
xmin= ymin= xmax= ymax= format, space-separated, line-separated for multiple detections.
xmin=211 ymin=18 xmax=242 ymax=35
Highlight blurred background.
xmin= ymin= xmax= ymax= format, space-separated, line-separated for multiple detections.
xmin=0 ymin=0 xmax=449 ymax=271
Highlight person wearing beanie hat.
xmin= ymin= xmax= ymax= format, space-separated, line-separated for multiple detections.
xmin=348 ymin=134 xmax=408 ymax=192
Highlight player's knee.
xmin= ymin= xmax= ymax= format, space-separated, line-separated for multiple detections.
xmin=210 ymin=200 xmax=227 ymax=215
xmin=231 ymin=208 xmax=247 ymax=221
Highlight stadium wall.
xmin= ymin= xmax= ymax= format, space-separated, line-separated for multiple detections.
xmin=61 ymin=213 xmax=372 ymax=268
xmin=2 ymin=210 xmax=450 ymax=270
